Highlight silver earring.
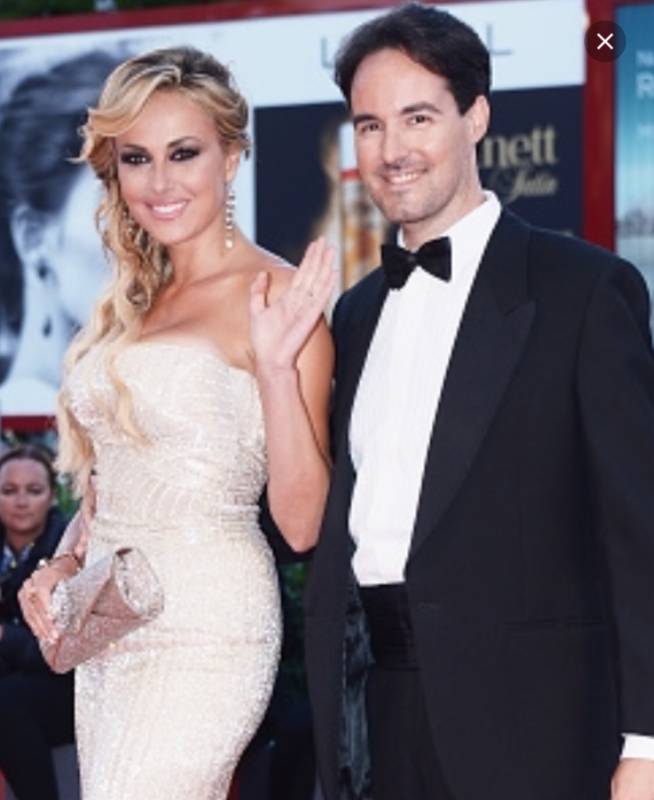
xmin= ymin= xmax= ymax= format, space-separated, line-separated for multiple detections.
xmin=225 ymin=187 xmax=235 ymax=250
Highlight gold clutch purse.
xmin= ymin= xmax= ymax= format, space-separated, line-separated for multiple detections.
xmin=40 ymin=547 xmax=164 ymax=674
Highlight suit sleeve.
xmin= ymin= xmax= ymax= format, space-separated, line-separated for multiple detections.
xmin=328 ymin=292 xmax=348 ymax=459
xmin=577 ymin=259 xmax=654 ymax=734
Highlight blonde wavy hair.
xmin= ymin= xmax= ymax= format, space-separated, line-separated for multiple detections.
xmin=57 ymin=46 xmax=250 ymax=494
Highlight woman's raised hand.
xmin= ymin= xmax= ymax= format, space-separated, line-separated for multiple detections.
xmin=249 ymin=237 xmax=337 ymax=374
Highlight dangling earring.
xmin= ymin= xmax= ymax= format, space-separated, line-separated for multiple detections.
xmin=225 ymin=186 xmax=235 ymax=250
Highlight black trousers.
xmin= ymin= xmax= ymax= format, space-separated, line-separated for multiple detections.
xmin=366 ymin=666 xmax=455 ymax=800
xmin=0 ymin=670 xmax=75 ymax=800
xmin=361 ymin=584 xmax=455 ymax=800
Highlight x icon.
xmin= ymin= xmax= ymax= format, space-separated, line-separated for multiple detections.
xmin=597 ymin=32 xmax=614 ymax=50
xmin=586 ymin=21 xmax=625 ymax=62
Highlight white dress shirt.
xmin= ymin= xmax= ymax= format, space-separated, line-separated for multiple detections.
xmin=347 ymin=190 xmax=654 ymax=760
xmin=349 ymin=191 xmax=501 ymax=585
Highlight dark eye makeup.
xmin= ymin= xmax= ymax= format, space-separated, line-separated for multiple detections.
xmin=118 ymin=144 xmax=202 ymax=166
xmin=171 ymin=147 xmax=200 ymax=161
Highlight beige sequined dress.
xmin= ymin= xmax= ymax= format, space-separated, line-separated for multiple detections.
xmin=66 ymin=339 xmax=282 ymax=800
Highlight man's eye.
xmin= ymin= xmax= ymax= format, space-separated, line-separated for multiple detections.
xmin=357 ymin=122 xmax=380 ymax=135
xmin=409 ymin=114 xmax=430 ymax=125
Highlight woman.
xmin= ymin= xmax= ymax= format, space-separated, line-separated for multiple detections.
xmin=19 ymin=46 xmax=334 ymax=799
xmin=0 ymin=52 xmax=118 ymax=414
xmin=0 ymin=446 xmax=74 ymax=800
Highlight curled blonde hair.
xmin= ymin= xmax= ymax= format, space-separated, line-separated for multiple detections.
xmin=57 ymin=46 xmax=250 ymax=494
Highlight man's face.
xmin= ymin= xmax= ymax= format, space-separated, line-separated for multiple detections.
xmin=350 ymin=48 xmax=488 ymax=239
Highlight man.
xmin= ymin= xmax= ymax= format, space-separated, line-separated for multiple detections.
xmin=304 ymin=5 xmax=654 ymax=800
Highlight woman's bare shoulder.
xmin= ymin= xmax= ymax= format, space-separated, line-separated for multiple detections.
xmin=245 ymin=246 xmax=296 ymax=299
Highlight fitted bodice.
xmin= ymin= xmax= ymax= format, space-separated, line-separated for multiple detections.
xmin=67 ymin=340 xmax=266 ymax=530
xmin=70 ymin=340 xmax=281 ymax=800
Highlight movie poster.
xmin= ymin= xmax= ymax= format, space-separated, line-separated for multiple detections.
xmin=616 ymin=2 xmax=654 ymax=319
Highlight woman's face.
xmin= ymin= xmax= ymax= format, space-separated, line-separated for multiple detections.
xmin=47 ymin=167 xmax=109 ymax=328
xmin=0 ymin=458 xmax=53 ymax=542
xmin=115 ymin=90 xmax=239 ymax=250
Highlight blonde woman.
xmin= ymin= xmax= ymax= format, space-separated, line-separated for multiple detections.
xmin=18 ymin=47 xmax=334 ymax=800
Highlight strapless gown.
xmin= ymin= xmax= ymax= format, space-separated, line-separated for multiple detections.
xmin=66 ymin=340 xmax=282 ymax=800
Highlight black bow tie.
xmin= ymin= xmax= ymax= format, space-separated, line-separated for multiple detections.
xmin=381 ymin=237 xmax=452 ymax=289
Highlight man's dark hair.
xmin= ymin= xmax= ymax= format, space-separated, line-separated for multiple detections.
xmin=334 ymin=3 xmax=490 ymax=114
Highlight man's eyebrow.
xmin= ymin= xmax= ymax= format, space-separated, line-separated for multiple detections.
xmin=400 ymin=102 xmax=442 ymax=115
xmin=352 ymin=113 xmax=379 ymax=127
xmin=352 ymin=103 xmax=442 ymax=126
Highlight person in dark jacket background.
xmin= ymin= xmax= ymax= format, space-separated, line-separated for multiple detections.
xmin=0 ymin=445 xmax=74 ymax=800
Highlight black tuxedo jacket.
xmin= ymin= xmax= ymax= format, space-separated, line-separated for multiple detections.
xmin=304 ymin=211 xmax=654 ymax=800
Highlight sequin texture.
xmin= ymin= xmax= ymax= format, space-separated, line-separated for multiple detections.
xmin=67 ymin=340 xmax=282 ymax=800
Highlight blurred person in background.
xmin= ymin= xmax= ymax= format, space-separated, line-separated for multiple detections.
xmin=0 ymin=51 xmax=118 ymax=415
xmin=0 ymin=445 xmax=74 ymax=800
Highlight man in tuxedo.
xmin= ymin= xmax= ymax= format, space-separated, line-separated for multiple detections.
xmin=303 ymin=5 xmax=654 ymax=800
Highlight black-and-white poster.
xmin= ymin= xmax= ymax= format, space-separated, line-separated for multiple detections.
xmin=0 ymin=0 xmax=584 ymax=418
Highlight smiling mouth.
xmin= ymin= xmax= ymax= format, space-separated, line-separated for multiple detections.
xmin=383 ymin=170 xmax=422 ymax=188
xmin=149 ymin=201 xmax=188 ymax=219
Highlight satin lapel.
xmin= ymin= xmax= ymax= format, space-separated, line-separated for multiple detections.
xmin=409 ymin=211 xmax=535 ymax=558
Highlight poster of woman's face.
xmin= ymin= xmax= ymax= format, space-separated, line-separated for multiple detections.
xmin=0 ymin=48 xmax=125 ymax=415
xmin=0 ymin=0 xmax=585 ymax=419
